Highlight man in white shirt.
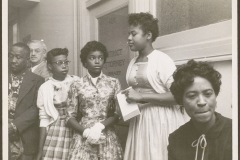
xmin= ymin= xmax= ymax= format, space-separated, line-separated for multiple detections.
xmin=27 ymin=40 xmax=51 ymax=79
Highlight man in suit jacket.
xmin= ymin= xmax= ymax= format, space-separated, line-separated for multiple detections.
xmin=9 ymin=42 xmax=44 ymax=160
xmin=27 ymin=40 xmax=52 ymax=79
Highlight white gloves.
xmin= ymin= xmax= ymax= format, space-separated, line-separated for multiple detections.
xmin=91 ymin=122 xmax=105 ymax=133
xmin=83 ymin=122 xmax=106 ymax=144
xmin=82 ymin=128 xmax=91 ymax=138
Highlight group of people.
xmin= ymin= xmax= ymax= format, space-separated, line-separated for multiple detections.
xmin=8 ymin=12 xmax=232 ymax=160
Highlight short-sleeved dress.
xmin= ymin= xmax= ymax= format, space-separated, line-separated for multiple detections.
xmin=67 ymin=73 xmax=123 ymax=160
xmin=124 ymin=50 xmax=189 ymax=160
xmin=37 ymin=75 xmax=80 ymax=160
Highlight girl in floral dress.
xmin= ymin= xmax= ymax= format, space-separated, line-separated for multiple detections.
xmin=36 ymin=48 xmax=80 ymax=160
xmin=67 ymin=41 xmax=123 ymax=160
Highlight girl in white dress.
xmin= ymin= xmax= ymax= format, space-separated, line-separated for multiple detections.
xmin=122 ymin=12 xmax=189 ymax=160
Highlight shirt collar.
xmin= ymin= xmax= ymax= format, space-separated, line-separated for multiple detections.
xmin=86 ymin=71 xmax=103 ymax=79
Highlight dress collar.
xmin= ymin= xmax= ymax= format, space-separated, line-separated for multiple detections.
xmin=86 ymin=71 xmax=104 ymax=79
xmin=190 ymin=112 xmax=226 ymax=139
xmin=49 ymin=75 xmax=70 ymax=82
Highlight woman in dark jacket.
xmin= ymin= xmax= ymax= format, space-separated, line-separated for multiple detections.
xmin=169 ymin=60 xmax=232 ymax=160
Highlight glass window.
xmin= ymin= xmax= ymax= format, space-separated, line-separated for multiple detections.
xmin=98 ymin=6 xmax=129 ymax=89
xmin=157 ymin=0 xmax=232 ymax=36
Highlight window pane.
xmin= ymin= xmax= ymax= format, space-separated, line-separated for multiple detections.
xmin=98 ymin=7 xmax=129 ymax=90
xmin=157 ymin=0 xmax=232 ymax=36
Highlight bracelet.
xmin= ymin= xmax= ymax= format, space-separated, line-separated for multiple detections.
xmin=11 ymin=122 xmax=17 ymax=132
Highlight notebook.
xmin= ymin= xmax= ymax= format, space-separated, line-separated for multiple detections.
xmin=117 ymin=91 xmax=140 ymax=121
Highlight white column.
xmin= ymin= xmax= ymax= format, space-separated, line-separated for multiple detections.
xmin=73 ymin=0 xmax=79 ymax=76
xmin=77 ymin=0 xmax=90 ymax=77
xmin=128 ymin=0 xmax=156 ymax=17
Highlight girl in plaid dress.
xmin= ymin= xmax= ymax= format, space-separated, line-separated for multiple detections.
xmin=36 ymin=48 xmax=80 ymax=160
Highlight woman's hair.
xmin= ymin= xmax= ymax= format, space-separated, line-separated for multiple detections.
xmin=170 ymin=59 xmax=222 ymax=105
xmin=46 ymin=48 xmax=68 ymax=64
xmin=80 ymin=41 xmax=108 ymax=67
xmin=128 ymin=12 xmax=159 ymax=42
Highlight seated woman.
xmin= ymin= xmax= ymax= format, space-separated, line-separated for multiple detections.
xmin=168 ymin=60 xmax=232 ymax=160
xmin=66 ymin=41 xmax=123 ymax=160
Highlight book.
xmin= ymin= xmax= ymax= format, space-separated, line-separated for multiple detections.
xmin=117 ymin=91 xmax=140 ymax=121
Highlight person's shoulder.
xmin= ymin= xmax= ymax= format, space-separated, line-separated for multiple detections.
xmin=38 ymin=77 xmax=52 ymax=89
xmin=103 ymin=74 xmax=119 ymax=82
xmin=168 ymin=122 xmax=193 ymax=148
xmin=149 ymin=50 xmax=174 ymax=63
xmin=216 ymin=112 xmax=232 ymax=128
xmin=169 ymin=120 xmax=192 ymax=139
xmin=68 ymin=75 xmax=81 ymax=81
xmin=26 ymin=70 xmax=44 ymax=81
xmin=41 ymin=60 xmax=48 ymax=67
xmin=69 ymin=75 xmax=84 ymax=87
xmin=223 ymin=116 xmax=232 ymax=125
xmin=150 ymin=50 xmax=169 ymax=57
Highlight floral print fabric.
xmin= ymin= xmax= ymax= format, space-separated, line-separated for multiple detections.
xmin=67 ymin=73 xmax=123 ymax=160
xmin=8 ymin=73 xmax=25 ymax=160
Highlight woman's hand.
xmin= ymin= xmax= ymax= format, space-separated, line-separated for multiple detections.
xmin=82 ymin=128 xmax=91 ymax=138
xmin=86 ymin=123 xmax=106 ymax=144
xmin=122 ymin=87 xmax=145 ymax=103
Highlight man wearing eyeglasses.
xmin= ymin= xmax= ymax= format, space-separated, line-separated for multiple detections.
xmin=8 ymin=42 xmax=44 ymax=160
xmin=27 ymin=40 xmax=52 ymax=80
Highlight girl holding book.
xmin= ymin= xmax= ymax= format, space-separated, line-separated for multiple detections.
xmin=122 ymin=12 xmax=188 ymax=160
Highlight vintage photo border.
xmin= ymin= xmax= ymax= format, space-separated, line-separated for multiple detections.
xmin=2 ymin=0 xmax=238 ymax=159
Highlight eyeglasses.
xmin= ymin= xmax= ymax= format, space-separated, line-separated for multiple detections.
xmin=51 ymin=60 xmax=70 ymax=66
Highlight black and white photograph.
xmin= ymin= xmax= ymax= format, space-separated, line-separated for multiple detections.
xmin=2 ymin=0 xmax=238 ymax=159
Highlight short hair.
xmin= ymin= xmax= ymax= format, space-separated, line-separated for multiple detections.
xmin=12 ymin=42 xmax=30 ymax=57
xmin=27 ymin=40 xmax=47 ymax=52
xmin=46 ymin=48 xmax=68 ymax=64
xmin=80 ymin=41 xmax=108 ymax=67
xmin=170 ymin=60 xmax=222 ymax=105
xmin=128 ymin=12 xmax=159 ymax=42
